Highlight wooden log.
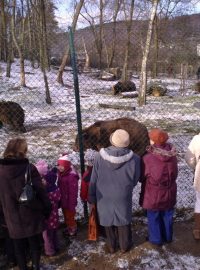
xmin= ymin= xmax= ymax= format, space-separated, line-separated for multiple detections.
xmin=121 ymin=92 xmax=138 ymax=98
xmin=99 ymin=103 xmax=135 ymax=111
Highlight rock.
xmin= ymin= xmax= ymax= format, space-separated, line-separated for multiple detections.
xmin=100 ymin=71 xmax=116 ymax=81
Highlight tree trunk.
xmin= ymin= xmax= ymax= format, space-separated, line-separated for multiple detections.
xmin=152 ymin=14 xmax=158 ymax=78
xmin=0 ymin=0 xmax=8 ymax=62
xmin=11 ymin=0 xmax=26 ymax=87
xmin=138 ymin=0 xmax=159 ymax=106
xmin=108 ymin=0 xmax=121 ymax=68
xmin=82 ymin=37 xmax=90 ymax=70
xmin=6 ymin=23 xmax=13 ymax=78
xmin=39 ymin=0 xmax=51 ymax=104
xmin=121 ymin=0 xmax=135 ymax=82
xmin=57 ymin=0 xmax=84 ymax=85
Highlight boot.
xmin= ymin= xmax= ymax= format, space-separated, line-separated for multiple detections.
xmin=31 ymin=251 xmax=40 ymax=270
xmin=193 ymin=213 xmax=200 ymax=240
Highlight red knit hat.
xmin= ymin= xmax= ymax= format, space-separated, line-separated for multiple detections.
xmin=57 ymin=155 xmax=71 ymax=170
xmin=148 ymin=128 xmax=169 ymax=145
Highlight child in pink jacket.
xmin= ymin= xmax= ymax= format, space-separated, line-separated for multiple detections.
xmin=35 ymin=160 xmax=61 ymax=256
xmin=57 ymin=155 xmax=79 ymax=237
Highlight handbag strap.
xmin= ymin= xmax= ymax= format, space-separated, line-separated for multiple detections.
xmin=25 ymin=164 xmax=32 ymax=185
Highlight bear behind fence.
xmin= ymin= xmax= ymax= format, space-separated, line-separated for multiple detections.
xmin=0 ymin=101 xmax=26 ymax=132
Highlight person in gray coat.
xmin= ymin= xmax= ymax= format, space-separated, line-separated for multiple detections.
xmin=88 ymin=129 xmax=140 ymax=253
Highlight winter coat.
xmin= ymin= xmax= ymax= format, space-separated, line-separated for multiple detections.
xmin=140 ymin=143 xmax=178 ymax=210
xmin=57 ymin=168 xmax=79 ymax=212
xmin=89 ymin=146 xmax=140 ymax=227
xmin=80 ymin=166 xmax=93 ymax=202
xmin=0 ymin=158 xmax=51 ymax=239
xmin=46 ymin=188 xmax=61 ymax=230
xmin=185 ymin=133 xmax=200 ymax=192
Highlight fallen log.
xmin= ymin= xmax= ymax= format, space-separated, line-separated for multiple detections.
xmin=121 ymin=92 xmax=138 ymax=98
xmin=99 ymin=103 xmax=135 ymax=111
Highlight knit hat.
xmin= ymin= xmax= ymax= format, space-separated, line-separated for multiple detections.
xmin=35 ymin=160 xmax=48 ymax=176
xmin=148 ymin=128 xmax=169 ymax=145
xmin=84 ymin=149 xmax=97 ymax=166
xmin=110 ymin=129 xmax=130 ymax=148
xmin=57 ymin=155 xmax=71 ymax=171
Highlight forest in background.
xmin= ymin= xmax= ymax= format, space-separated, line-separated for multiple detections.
xmin=0 ymin=0 xmax=200 ymax=105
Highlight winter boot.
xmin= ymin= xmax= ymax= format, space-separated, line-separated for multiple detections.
xmin=193 ymin=213 xmax=200 ymax=240
xmin=31 ymin=251 xmax=40 ymax=270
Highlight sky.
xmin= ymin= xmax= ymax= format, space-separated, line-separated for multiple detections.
xmin=54 ymin=1 xmax=200 ymax=29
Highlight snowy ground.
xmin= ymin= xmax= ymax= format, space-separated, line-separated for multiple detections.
xmin=1 ymin=60 xmax=200 ymax=269
xmin=0 ymin=59 xmax=199 ymax=213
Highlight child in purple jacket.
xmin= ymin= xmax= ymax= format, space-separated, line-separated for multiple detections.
xmin=139 ymin=128 xmax=178 ymax=246
xmin=57 ymin=155 xmax=79 ymax=237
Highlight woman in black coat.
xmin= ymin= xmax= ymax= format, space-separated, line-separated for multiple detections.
xmin=0 ymin=138 xmax=51 ymax=270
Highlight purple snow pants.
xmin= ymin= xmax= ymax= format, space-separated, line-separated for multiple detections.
xmin=42 ymin=229 xmax=58 ymax=256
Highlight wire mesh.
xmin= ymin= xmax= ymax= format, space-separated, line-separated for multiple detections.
xmin=0 ymin=0 xmax=200 ymax=217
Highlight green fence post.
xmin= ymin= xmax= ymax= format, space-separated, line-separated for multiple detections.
xmin=68 ymin=27 xmax=88 ymax=221
xmin=68 ymin=26 xmax=85 ymax=175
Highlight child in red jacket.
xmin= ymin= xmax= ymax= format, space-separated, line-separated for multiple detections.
xmin=80 ymin=150 xmax=97 ymax=203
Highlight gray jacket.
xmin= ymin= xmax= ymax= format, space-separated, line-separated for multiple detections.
xmin=89 ymin=146 xmax=140 ymax=226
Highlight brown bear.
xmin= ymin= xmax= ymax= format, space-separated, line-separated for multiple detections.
xmin=74 ymin=117 xmax=149 ymax=156
xmin=112 ymin=81 xmax=136 ymax=95
xmin=0 ymin=101 xmax=26 ymax=132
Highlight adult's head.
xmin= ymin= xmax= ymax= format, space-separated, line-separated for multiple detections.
xmin=3 ymin=138 xmax=27 ymax=159
xmin=109 ymin=129 xmax=130 ymax=148
xmin=148 ymin=128 xmax=168 ymax=145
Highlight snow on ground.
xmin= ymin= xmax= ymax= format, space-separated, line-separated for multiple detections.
xmin=0 ymin=59 xmax=199 ymax=214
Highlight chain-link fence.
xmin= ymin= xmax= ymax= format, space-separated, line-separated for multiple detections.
xmin=0 ymin=0 xmax=200 ymax=218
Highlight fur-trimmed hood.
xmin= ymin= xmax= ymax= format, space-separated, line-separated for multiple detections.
xmin=100 ymin=146 xmax=134 ymax=169
xmin=146 ymin=143 xmax=177 ymax=162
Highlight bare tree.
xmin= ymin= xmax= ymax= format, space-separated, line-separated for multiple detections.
xmin=121 ymin=0 xmax=135 ymax=82
xmin=57 ymin=0 xmax=84 ymax=85
xmin=105 ymin=0 xmax=122 ymax=68
xmin=138 ymin=0 xmax=159 ymax=106
xmin=0 ymin=0 xmax=8 ymax=62
xmin=11 ymin=0 xmax=26 ymax=87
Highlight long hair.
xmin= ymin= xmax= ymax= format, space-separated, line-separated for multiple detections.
xmin=3 ymin=138 xmax=27 ymax=159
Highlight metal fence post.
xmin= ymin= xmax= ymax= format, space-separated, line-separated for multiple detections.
xmin=68 ymin=26 xmax=85 ymax=175
xmin=68 ymin=27 xmax=88 ymax=221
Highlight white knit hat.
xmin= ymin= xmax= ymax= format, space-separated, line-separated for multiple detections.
xmin=110 ymin=129 xmax=130 ymax=148
xmin=84 ymin=149 xmax=97 ymax=166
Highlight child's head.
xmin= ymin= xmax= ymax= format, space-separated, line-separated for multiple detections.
xmin=35 ymin=159 xmax=48 ymax=177
xmin=45 ymin=169 xmax=58 ymax=193
xmin=57 ymin=155 xmax=71 ymax=173
xmin=84 ymin=149 xmax=97 ymax=167
xmin=148 ymin=128 xmax=169 ymax=145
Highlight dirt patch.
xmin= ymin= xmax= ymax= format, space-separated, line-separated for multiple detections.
xmin=37 ymin=215 xmax=200 ymax=270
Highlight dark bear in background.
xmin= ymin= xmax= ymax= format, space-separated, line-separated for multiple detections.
xmin=74 ymin=117 xmax=149 ymax=156
xmin=0 ymin=101 xmax=26 ymax=132
xmin=112 ymin=81 xmax=136 ymax=95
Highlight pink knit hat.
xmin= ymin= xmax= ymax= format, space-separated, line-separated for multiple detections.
xmin=35 ymin=159 xmax=48 ymax=176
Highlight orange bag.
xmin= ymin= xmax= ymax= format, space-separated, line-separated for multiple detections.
xmin=88 ymin=205 xmax=99 ymax=241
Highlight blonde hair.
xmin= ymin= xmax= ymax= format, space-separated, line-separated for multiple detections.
xmin=3 ymin=138 xmax=28 ymax=159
